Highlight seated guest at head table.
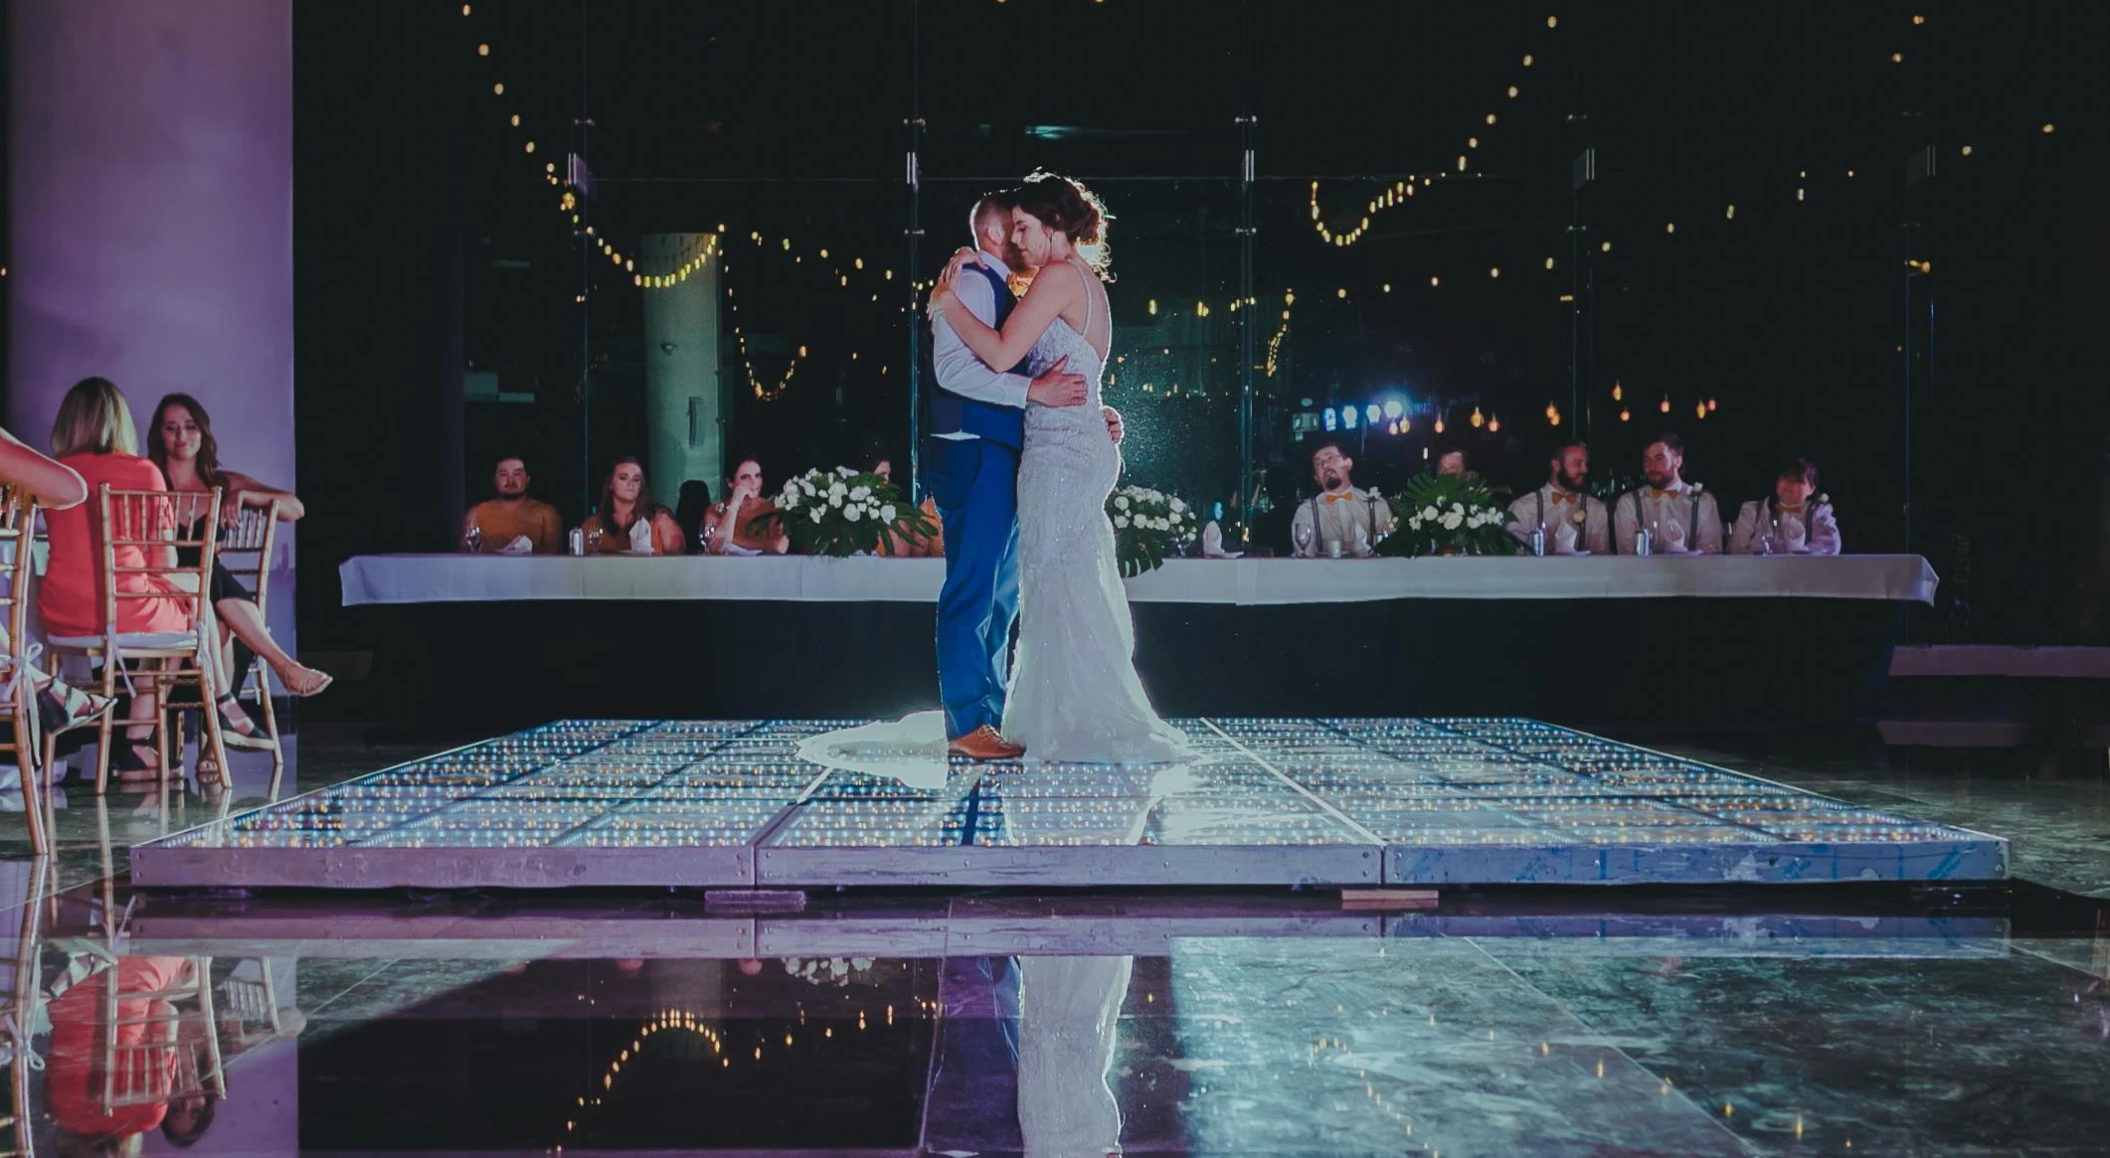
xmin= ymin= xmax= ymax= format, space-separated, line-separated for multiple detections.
xmin=1731 ymin=456 xmax=1840 ymax=555
xmin=672 ymin=480 xmax=714 ymax=555
xmin=1245 ymin=471 xmax=1300 ymax=558
xmin=1434 ymin=446 xmax=1471 ymax=479
xmin=1289 ymin=442 xmax=1393 ymax=558
xmin=1613 ymin=432 xmax=1723 ymax=555
xmin=702 ymin=457 xmax=791 ymax=555
xmin=580 ymin=457 xmax=685 ymax=555
xmin=1507 ymin=439 xmax=1612 ymax=555
xmin=462 ymin=454 xmax=563 ymax=554
xmin=867 ymin=448 xmax=942 ymax=558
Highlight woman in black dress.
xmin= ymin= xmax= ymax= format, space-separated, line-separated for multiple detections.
xmin=148 ymin=394 xmax=330 ymax=757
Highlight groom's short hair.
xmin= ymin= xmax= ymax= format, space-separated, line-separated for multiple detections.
xmin=969 ymin=189 xmax=1016 ymax=241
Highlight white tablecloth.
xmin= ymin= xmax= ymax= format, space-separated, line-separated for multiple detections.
xmin=340 ymin=553 xmax=1939 ymax=607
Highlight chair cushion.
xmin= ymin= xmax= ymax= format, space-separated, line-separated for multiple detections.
xmin=47 ymin=632 xmax=197 ymax=650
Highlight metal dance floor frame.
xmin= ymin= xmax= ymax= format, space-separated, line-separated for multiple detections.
xmin=129 ymin=718 xmax=2008 ymax=890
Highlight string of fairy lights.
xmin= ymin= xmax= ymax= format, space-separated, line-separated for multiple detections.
xmin=564 ymin=1000 xmax=914 ymax=1145
xmin=463 ymin=4 xmax=2062 ymax=426
xmin=1310 ymin=22 xmax=1555 ymax=247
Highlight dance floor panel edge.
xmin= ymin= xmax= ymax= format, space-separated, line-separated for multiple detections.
xmin=128 ymin=717 xmax=2008 ymax=890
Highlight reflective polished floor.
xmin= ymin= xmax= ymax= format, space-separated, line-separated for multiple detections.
xmin=0 ymin=723 xmax=2103 ymax=1155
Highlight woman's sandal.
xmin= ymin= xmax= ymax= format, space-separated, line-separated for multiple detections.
xmin=111 ymin=737 xmax=162 ymax=781
xmin=279 ymin=667 xmax=333 ymax=698
xmin=215 ymin=693 xmax=261 ymax=739
xmin=33 ymin=678 xmax=116 ymax=734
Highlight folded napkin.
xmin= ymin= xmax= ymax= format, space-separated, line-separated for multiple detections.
xmin=1200 ymin=521 xmax=1243 ymax=560
xmin=717 ymin=541 xmax=763 ymax=557
xmin=629 ymin=518 xmax=656 ymax=555
xmin=497 ymin=535 xmax=534 ymax=556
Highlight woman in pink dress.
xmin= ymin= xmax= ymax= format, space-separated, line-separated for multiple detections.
xmin=43 ymin=377 xmax=200 ymax=779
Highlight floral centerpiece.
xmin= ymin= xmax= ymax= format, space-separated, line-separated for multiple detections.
xmin=1107 ymin=484 xmax=1195 ymax=577
xmin=757 ymin=467 xmax=938 ymax=558
xmin=1375 ymin=472 xmax=1520 ymax=557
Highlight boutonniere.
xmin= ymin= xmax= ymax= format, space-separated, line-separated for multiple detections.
xmin=1688 ymin=484 xmax=1705 ymax=497
xmin=1814 ymin=493 xmax=1830 ymax=506
xmin=1570 ymin=507 xmax=1589 ymax=525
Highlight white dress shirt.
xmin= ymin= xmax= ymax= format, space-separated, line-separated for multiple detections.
xmin=930 ymin=248 xmax=1031 ymax=441
xmin=1613 ymin=481 xmax=1724 ymax=555
xmin=1729 ymin=499 xmax=1841 ymax=555
xmin=1506 ymin=484 xmax=1612 ymax=555
xmin=1290 ymin=487 xmax=1394 ymax=557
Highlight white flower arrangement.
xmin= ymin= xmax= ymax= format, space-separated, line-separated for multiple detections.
xmin=1106 ymin=483 xmax=1196 ymax=576
xmin=764 ymin=466 xmax=936 ymax=557
xmin=1383 ymin=471 xmax=1521 ymax=557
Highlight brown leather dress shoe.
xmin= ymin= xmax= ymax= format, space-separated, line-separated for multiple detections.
xmin=947 ymin=724 xmax=1025 ymax=761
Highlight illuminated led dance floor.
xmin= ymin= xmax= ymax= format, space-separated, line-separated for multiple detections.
xmin=128 ymin=718 xmax=2008 ymax=890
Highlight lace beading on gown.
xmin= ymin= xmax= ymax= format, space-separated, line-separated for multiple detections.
xmin=1002 ymin=262 xmax=1189 ymax=764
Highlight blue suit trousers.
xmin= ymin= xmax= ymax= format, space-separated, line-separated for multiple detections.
xmin=924 ymin=437 xmax=1021 ymax=741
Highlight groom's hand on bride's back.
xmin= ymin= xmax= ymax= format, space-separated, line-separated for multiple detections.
xmin=1027 ymin=355 xmax=1088 ymax=408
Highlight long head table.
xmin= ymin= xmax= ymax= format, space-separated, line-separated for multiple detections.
xmin=340 ymin=553 xmax=1938 ymax=606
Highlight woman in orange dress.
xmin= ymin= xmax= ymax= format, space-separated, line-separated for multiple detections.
xmin=577 ymin=457 xmax=685 ymax=555
xmin=43 ymin=377 xmax=199 ymax=779
xmin=45 ymin=954 xmax=196 ymax=1150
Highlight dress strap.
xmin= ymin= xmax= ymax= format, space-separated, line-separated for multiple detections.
xmin=1071 ymin=258 xmax=1094 ymax=340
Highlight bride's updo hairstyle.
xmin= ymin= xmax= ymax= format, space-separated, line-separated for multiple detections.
xmin=1015 ymin=169 xmax=1115 ymax=281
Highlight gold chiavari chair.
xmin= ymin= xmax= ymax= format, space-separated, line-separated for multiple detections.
xmin=0 ymin=858 xmax=50 ymax=1158
xmin=173 ymin=501 xmax=283 ymax=795
xmin=0 ymin=487 xmax=49 ymax=853
xmin=96 ymin=954 xmax=224 ymax=1118
xmin=42 ymin=485 xmax=231 ymax=797
xmin=77 ymin=863 xmax=223 ymax=1120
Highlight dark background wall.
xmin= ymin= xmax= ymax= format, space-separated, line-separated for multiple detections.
xmin=9 ymin=0 xmax=2098 ymax=654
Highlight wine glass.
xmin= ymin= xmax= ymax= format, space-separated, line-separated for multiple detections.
xmin=464 ymin=523 xmax=483 ymax=554
xmin=585 ymin=526 xmax=604 ymax=554
xmin=1292 ymin=518 xmax=1315 ymax=557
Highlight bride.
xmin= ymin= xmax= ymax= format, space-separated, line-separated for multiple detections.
xmin=927 ymin=172 xmax=1188 ymax=765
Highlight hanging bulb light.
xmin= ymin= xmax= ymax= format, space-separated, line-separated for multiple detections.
xmin=1471 ymin=407 xmax=1485 ymax=428
xmin=1544 ymin=401 xmax=1558 ymax=421
xmin=1487 ymin=416 xmax=1501 ymax=433
xmin=1434 ymin=416 xmax=1446 ymax=434
xmin=1696 ymin=401 xmax=1708 ymax=419
xmin=1619 ymin=407 xmax=1632 ymax=423
xmin=1612 ymin=381 xmax=1623 ymax=402
xmin=1708 ymin=398 xmax=1719 ymax=412
xmin=1659 ymin=396 xmax=1671 ymax=414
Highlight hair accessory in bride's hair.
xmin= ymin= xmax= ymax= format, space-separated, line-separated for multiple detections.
xmin=1017 ymin=169 xmax=1116 ymax=280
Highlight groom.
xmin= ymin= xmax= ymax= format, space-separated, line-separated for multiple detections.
xmin=924 ymin=188 xmax=1122 ymax=760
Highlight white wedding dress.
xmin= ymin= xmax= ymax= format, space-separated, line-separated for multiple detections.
xmin=797 ymin=259 xmax=1185 ymax=771
xmin=1001 ymin=259 xmax=1188 ymax=764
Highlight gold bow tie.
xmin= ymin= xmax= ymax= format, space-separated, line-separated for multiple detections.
xmin=1324 ymin=492 xmax=1358 ymax=504
xmin=1650 ymin=488 xmax=1682 ymax=500
xmin=1778 ymin=504 xmax=1805 ymax=515
xmin=1549 ymin=491 xmax=1580 ymax=505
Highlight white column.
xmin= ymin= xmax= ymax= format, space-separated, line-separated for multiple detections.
xmin=639 ymin=234 xmax=724 ymax=507
xmin=7 ymin=0 xmax=297 ymax=647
